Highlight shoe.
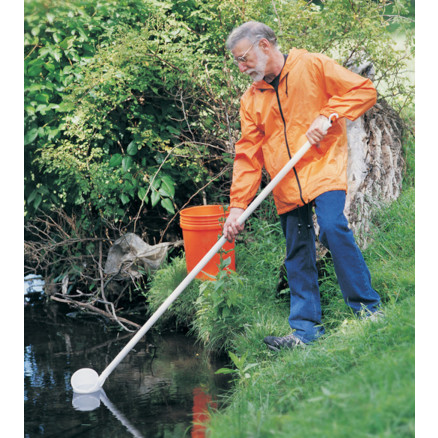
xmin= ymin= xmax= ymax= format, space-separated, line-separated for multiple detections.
xmin=263 ymin=333 xmax=305 ymax=351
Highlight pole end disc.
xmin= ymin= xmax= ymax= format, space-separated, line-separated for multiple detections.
xmin=71 ymin=368 xmax=101 ymax=394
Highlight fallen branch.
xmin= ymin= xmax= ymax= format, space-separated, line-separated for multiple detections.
xmin=50 ymin=294 xmax=141 ymax=330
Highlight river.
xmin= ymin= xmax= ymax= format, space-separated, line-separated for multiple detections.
xmin=24 ymin=277 xmax=230 ymax=437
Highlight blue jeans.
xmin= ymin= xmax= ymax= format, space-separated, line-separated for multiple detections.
xmin=280 ymin=190 xmax=381 ymax=343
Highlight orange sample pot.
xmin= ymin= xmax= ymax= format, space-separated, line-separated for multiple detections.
xmin=180 ymin=205 xmax=235 ymax=280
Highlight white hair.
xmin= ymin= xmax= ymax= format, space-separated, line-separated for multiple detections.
xmin=226 ymin=21 xmax=278 ymax=51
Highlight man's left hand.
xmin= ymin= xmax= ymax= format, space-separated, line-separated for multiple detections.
xmin=306 ymin=115 xmax=330 ymax=147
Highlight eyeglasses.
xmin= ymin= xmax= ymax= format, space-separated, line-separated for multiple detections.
xmin=233 ymin=41 xmax=256 ymax=65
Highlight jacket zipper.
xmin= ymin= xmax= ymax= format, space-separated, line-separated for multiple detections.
xmin=274 ymin=82 xmax=306 ymax=206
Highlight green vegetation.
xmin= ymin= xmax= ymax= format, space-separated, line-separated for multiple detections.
xmin=25 ymin=0 xmax=414 ymax=293
xmin=147 ymin=185 xmax=414 ymax=437
xmin=146 ymin=133 xmax=415 ymax=435
xmin=25 ymin=2 xmax=414 ymax=435
xmin=205 ymin=186 xmax=414 ymax=437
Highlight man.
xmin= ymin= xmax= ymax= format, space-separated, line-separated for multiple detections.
xmin=223 ymin=21 xmax=381 ymax=351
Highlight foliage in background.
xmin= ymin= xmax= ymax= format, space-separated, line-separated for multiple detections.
xmin=25 ymin=0 xmax=414 ymax=294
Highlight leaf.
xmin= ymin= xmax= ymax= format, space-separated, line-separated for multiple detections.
xmin=137 ymin=187 xmax=148 ymax=202
xmin=229 ymin=352 xmax=243 ymax=369
xmin=33 ymin=194 xmax=42 ymax=210
xmin=159 ymin=187 xmax=170 ymax=197
xmin=243 ymin=363 xmax=259 ymax=373
xmin=44 ymin=62 xmax=56 ymax=73
xmin=151 ymin=178 xmax=161 ymax=190
xmin=166 ymin=125 xmax=179 ymax=135
xmin=127 ymin=141 xmax=138 ymax=156
xmin=59 ymin=36 xmax=75 ymax=50
xmin=24 ymin=128 xmax=38 ymax=145
xmin=27 ymin=190 xmax=37 ymax=203
xmin=122 ymin=156 xmax=133 ymax=171
xmin=27 ymin=64 xmax=43 ymax=77
xmin=151 ymin=189 xmax=160 ymax=207
xmin=120 ymin=193 xmax=130 ymax=205
xmin=161 ymin=198 xmax=175 ymax=214
xmin=34 ymin=93 xmax=50 ymax=104
xmin=215 ymin=368 xmax=236 ymax=375
xmin=57 ymin=101 xmax=76 ymax=113
xmin=109 ymin=154 xmax=123 ymax=167
xmin=160 ymin=175 xmax=175 ymax=197
xmin=321 ymin=386 xmax=332 ymax=396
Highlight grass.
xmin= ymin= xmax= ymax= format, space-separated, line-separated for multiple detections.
xmin=202 ymin=185 xmax=415 ymax=437
xmin=207 ymin=295 xmax=414 ymax=437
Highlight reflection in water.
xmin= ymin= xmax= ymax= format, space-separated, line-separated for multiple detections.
xmin=24 ymin=291 xmax=230 ymax=437
xmin=191 ymin=387 xmax=218 ymax=438
xmin=73 ymin=390 xmax=145 ymax=438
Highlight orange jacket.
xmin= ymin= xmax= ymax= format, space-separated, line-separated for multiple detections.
xmin=230 ymin=48 xmax=377 ymax=215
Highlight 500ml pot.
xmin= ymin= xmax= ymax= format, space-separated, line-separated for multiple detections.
xmin=180 ymin=205 xmax=235 ymax=280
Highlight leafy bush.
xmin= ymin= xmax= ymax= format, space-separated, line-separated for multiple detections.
xmin=24 ymin=0 xmax=158 ymax=213
xmin=24 ymin=0 xmax=414 ymax=298
xmin=25 ymin=0 xmax=414 ymax=220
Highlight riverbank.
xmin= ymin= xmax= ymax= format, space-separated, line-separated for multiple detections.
xmin=145 ymin=171 xmax=415 ymax=436
xmin=203 ymin=186 xmax=415 ymax=437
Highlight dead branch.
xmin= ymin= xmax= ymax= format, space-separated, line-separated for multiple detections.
xmin=50 ymin=294 xmax=141 ymax=330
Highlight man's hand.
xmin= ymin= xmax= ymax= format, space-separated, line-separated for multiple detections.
xmin=306 ymin=115 xmax=330 ymax=147
xmin=223 ymin=207 xmax=245 ymax=242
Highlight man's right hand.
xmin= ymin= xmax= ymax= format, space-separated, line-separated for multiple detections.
xmin=223 ymin=207 xmax=245 ymax=242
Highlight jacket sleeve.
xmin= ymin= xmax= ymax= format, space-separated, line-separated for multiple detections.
xmin=229 ymin=100 xmax=265 ymax=210
xmin=315 ymin=54 xmax=377 ymax=121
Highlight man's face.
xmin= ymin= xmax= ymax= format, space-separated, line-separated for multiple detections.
xmin=232 ymin=39 xmax=268 ymax=82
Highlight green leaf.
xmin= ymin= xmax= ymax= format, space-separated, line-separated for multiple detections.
xmin=120 ymin=193 xmax=130 ymax=205
xmin=127 ymin=141 xmax=138 ymax=156
xmin=27 ymin=64 xmax=43 ymax=77
xmin=24 ymin=128 xmax=38 ymax=145
xmin=33 ymin=194 xmax=42 ymax=210
xmin=44 ymin=62 xmax=56 ymax=73
xmin=34 ymin=93 xmax=50 ymax=104
xmin=166 ymin=125 xmax=180 ymax=135
xmin=137 ymin=187 xmax=148 ymax=202
xmin=122 ymin=156 xmax=133 ymax=171
xmin=151 ymin=178 xmax=161 ymax=190
xmin=57 ymin=101 xmax=76 ymax=113
xmin=109 ymin=154 xmax=123 ymax=167
xmin=160 ymin=175 xmax=175 ymax=197
xmin=161 ymin=198 xmax=175 ymax=214
xmin=59 ymin=36 xmax=75 ymax=50
xmin=215 ymin=368 xmax=236 ymax=375
xmin=151 ymin=189 xmax=160 ymax=207
xmin=27 ymin=189 xmax=37 ymax=204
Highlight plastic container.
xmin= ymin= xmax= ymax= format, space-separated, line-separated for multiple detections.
xmin=180 ymin=205 xmax=235 ymax=280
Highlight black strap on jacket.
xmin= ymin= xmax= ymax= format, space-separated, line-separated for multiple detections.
xmin=266 ymin=54 xmax=288 ymax=91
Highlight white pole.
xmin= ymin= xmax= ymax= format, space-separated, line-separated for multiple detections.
xmin=96 ymin=114 xmax=337 ymax=387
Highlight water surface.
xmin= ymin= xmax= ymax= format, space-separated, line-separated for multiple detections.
xmin=24 ymin=286 xmax=230 ymax=437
